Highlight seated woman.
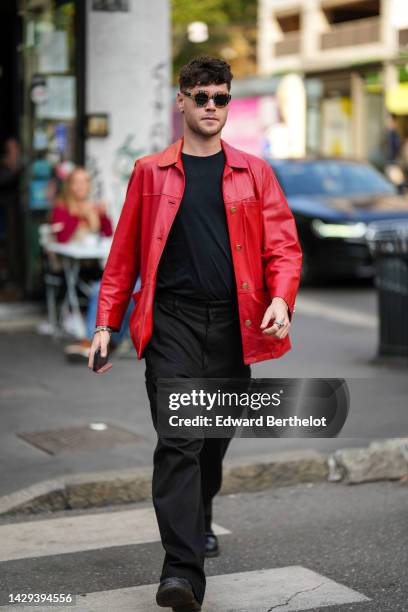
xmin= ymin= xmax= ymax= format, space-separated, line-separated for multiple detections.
xmin=50 ymin=166 xmax=113 ymax=243
xmin=48 ymin=166 xmax=134 ymax=361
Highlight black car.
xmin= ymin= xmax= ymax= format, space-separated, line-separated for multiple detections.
xmin=267 ymin=158 xmax=408 ymax=283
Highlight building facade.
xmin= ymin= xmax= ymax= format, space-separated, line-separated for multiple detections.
xmin=5 ymin=0 xmax=170 ymax=296
xmin=258 ymin=0 xmax=408 ymax=162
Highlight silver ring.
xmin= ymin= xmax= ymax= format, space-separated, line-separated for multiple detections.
xmin=275 ymin=319 xmax=284 ymax=328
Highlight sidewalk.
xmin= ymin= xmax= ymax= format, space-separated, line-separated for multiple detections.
xmin=1 ymin=294 xmax=407 ymax=514
xmin=0 ymin=300 xmax=45 ymax=331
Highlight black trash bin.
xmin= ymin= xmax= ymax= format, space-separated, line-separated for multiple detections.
xmin=366 ymin=220 xmax=408 ymax=357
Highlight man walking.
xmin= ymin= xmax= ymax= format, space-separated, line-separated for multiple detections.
xmin=88 ymin=56 xmax=302 ymax=611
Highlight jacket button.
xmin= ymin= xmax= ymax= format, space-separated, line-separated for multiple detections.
xmin=244 ymin=319 xmax=251 ymax=326
xmin=230 ymin=206 xmax=237 ymax=214
xmin=236 ymin=244 xmax=242 ymax=251
xmin=241 ymin=281 xmax=249 ymax=289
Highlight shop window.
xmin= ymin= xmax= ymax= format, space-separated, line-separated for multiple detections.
xmin=19 ymin=0 xmax=83 ymax=294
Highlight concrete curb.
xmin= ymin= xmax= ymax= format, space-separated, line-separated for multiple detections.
xmin=0 ymin=316 xmax=45 ymax=332
xmin=0 ymin=440 xmax=407 ymax=517
xmin=0 ymin=302 xmax=45 ymax=332
xmin=328 ymin=437 xmax=408 ymax=484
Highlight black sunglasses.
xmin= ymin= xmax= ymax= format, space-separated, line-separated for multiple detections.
xmin=182 ymin=89 xmax=231 ymax=108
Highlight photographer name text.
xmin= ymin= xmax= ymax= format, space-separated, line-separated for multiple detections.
xmin=167 ymin=415 xmax=327 ymax=428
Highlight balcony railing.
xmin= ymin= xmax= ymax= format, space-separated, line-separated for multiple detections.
xmin=321 ymin=16 xmax=381 ymax=50
xmin=275 ymin=32 xmax=301 ymax=57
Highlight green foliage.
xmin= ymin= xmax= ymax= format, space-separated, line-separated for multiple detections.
xmin=171 ymin=0 xmax=258 ymax=84
xmin=172 ymin=0 xmax=229 ymax=26
xmin=219 ymin=0 xmax=257 ymax=24
xmin=172 ymin=0 xmax=257 ymax=26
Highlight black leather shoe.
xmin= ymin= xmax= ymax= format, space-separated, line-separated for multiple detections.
xmin=205 ymin=531 xmax=220 ymax=557
xmin=156 ymin=577 xmax=201 ymax=611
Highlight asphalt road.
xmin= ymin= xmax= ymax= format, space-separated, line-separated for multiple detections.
xmin=0 ymin=282 xmax=407 ymax=497
xmin=0 ymin=480 xmax=407 ymax=611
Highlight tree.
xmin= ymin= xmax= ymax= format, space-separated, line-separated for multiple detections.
xmin=172 ymin=0 xmax=258 ymax=84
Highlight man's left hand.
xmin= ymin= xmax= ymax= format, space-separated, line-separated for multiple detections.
xmin=260 ymin=297 xmax=290 ymax=339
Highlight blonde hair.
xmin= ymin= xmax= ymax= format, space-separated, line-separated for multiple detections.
xmin=57 ymin=166 xmax=91 ymax=213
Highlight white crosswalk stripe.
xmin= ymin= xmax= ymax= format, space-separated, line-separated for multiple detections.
xmin=0 ymin=507 xmax=230 ymax=562
xmin=0 ymin=567 xmax=370 ymax=611
xmin=0 ymin=508 xmax=371 ymax=611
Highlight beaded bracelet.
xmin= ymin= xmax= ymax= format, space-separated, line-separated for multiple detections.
xmin=94 ymin=325 xmax=113 ymax=336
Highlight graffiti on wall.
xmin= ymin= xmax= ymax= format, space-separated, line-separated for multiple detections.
xmin=86 ymin=60 xmax=169 ymax=221
xmin=86 ymin=154 xmax=104 ymax=202
xmin=110 ymin=60 xmax=169 ymax=203
xmin=149 ymin=61 xmax=169 ymax=153
xmin=107 ymin=136 xmax=146 ymax=221
xmin=113 ymin=135 xmax=146 ymax=185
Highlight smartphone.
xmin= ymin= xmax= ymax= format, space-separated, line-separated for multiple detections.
xmin=93 ymin=347 xmax=109 ymax=372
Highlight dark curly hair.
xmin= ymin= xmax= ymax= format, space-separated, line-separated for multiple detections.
xmin=179 ymin=56 xmax=233 ymax=92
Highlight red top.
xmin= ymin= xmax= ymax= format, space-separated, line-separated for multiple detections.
xmin=50 ymin=201 xmax=113 ymax=243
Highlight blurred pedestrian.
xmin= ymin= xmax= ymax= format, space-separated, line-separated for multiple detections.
xmin=0 ymin=136 xmax=24 ymax=293
xmin=384 ymin=114 xmax=401 ymax=164
xmin=383 ymin=114 xmax=405 ymax=192
xmin=397 ymin=134 xmax=408 ymax=192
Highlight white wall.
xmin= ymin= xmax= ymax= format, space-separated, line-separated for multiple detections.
xmin=86 ymin=0 xmax=171 ymax=224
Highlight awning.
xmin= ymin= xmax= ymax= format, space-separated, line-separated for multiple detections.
xmin=386 ymin=83 xmax=408 ymax=115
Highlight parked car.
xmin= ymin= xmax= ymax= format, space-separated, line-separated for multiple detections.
xmin=267 ymin=157 xmax=408 ymax=283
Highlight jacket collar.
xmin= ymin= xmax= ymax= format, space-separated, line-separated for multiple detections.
xmin=157 ymin=136 xmax=248 ymax=170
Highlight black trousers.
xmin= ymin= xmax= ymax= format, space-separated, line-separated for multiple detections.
xmin=144 ymin=291 xmax=251 ymax=605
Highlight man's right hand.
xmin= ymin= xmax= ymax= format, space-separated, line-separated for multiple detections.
xmin=88 ymin=331 xmax=113 ymax=373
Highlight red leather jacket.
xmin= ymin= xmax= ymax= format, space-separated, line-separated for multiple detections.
xmin=96 ymin=137 xmax=302 ymax=365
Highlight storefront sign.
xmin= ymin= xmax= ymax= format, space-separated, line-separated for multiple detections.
xmin=36 ymin=76 xmax=75 ymax=120
xmin=38 ymin=30 xmax=68 ymax=73
xmin=33 ymin=128 xmax=48 ymax=151
xmin=55 ymin=123 xmax=68 ymax=153
xmin=32 ymin=158 xmax=53 ymax=179
xmin=221 ymin=96 xmax=275 ymax=157
xmin=29 ymin=180 xmax=50 ymax=209
xmin=386 ymin=83 xmax=408 ymax=114
xmin=321 ymin=97 xmax=353 ymax=157
xmin=85 ymin=114 xmax=110 ymax=138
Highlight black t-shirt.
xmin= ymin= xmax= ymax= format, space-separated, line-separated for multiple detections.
xmin=155 ymin=148 xmax=236 ymax=300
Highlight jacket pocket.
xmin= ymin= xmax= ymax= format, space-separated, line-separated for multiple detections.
xmin=252 ymin=289 xmax=271 ymax=317
xmin=129 ymin=287 xmax=145 ymax=348
xmin=241 ymin=290 xmax=291 ymax=360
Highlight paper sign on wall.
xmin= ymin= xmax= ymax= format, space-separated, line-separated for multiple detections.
xmin=36 ymin=76 xmax=76 ymax=120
